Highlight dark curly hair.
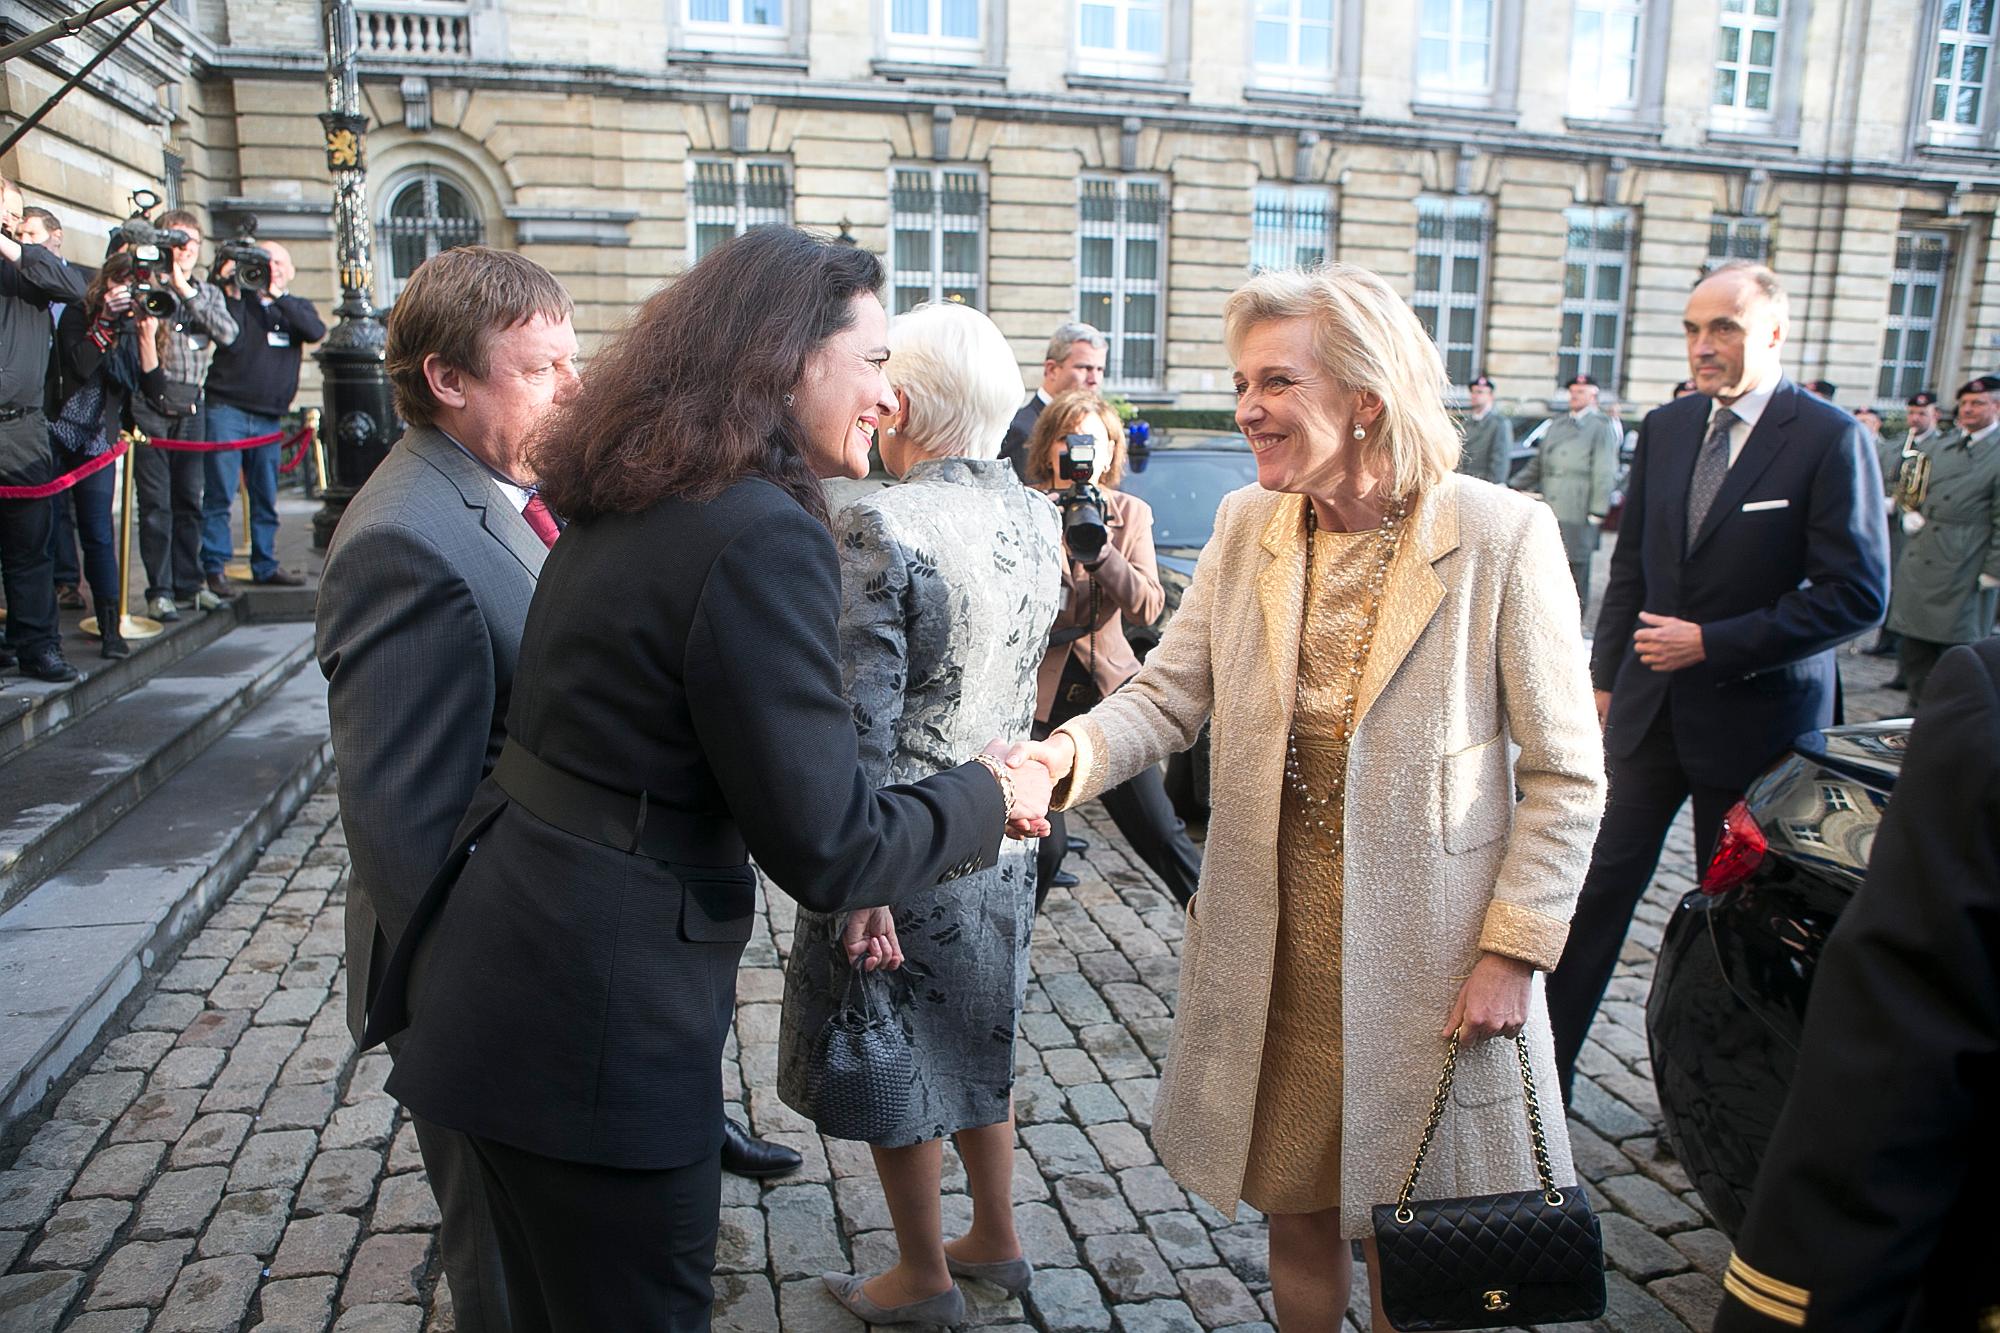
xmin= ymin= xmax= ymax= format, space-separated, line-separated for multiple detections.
xmin=531 ymin=227 xmax=883 ymax=525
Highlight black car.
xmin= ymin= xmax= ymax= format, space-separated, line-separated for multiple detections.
xmin=1645 ymin=718 xmax=1910 ymax=1235
xmin=1116 ymin=432 xmax=1259 ymax=822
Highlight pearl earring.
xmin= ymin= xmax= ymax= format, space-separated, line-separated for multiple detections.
xmin=784 ymin=392 xmax=795 ymax=408
xmin=1352 ymin=424 xmax=1367 ymax=441
xmin=884 ymin=426 xmax=897 ymax=436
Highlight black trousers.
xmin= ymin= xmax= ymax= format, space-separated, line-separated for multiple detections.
xmin=466 ymin=1133 xmax=721 ymax=1333
xmin=1546 ymin=702 xmax=1737 ymax=1099
xmin=134 ymin=431 xmax=206 ymax=602
xmin=411 ymin=1116 xmax=512 ymax=1333
xmin=1036 ymin=760 xmax=1202 ymax=908
xmin=0 ymin=416 xmax=58 ymax=654
xmin=1897 ymin=635 xmax=1953 ymax=710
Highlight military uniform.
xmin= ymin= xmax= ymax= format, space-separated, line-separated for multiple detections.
xmin=1713 ymin=637 xmax=2000 ymax=1333
xmin=1511 ymin=405 xmax=1621 ymax=594
xmin=1458 ymin=408 xmax=1513 ymax=484
xmin=1887 ymin=419 xmax=2000 ymax=705
xmin=1873 ymin=420 xmax=1949 ymax=659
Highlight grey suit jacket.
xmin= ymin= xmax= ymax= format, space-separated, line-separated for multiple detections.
xmin=315 ymin=425 xmax=545 ymax=1041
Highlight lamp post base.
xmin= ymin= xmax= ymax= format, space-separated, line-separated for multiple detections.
xmin=310 ymin=319 xmax=394 ymax=550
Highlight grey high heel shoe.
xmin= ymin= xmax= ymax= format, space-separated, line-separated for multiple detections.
xmin=945 ymin=1254 xmax=1034 ymax=1296
xmin=821 ymin=1272 xmax=967 ymax=1327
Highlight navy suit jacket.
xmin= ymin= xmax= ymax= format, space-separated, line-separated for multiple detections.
xmin=1591 ymin=378 xmax=1889 ymax=789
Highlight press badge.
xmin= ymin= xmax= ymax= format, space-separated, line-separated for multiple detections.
xmin=267 ymin=329 xmax=291 ymax=348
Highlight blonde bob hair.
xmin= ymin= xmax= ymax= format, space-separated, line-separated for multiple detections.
xmin=1223 ymin=263 xmax=1462 ymax=499
xmin=886 ymin=301 xmax=1023 ymax=461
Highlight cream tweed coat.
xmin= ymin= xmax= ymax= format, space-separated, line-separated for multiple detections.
xmin=1056 ymin=474 xmax=1606 ymax=1237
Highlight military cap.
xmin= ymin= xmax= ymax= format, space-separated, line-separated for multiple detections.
xmin=1956 ymin=375 xmax=2000 ymax=398
xmin=1468 ymin=373 xmax=1496 ymax=390
xmin=1906 ymin=390 xmax=1938 ymax=408
xmin=1563 ymin=373 xmax=1598 ymax=389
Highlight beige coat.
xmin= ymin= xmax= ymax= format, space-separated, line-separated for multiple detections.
xmin=1056 ymin=474 xmax=1605 ymax=1236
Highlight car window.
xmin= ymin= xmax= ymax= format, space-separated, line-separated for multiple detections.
xmin=1120 ymin=452 xmax=1260 ymax=548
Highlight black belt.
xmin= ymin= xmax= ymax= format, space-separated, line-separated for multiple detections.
xmin=0 ymin=405 xmax=36 ymax=422
xmin=491 ymin=739 xmax=746 ymax=868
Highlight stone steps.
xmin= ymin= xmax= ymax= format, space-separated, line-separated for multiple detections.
xmin=0 ymin=623 xmax=316 ymax=914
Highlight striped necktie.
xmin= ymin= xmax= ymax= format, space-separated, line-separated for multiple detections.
xmin=1686 ymin=407 xmax=1738 ymax=547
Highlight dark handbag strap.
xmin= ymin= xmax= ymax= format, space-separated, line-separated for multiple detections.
xmin=1392 ymin=1034 xmax=1563 ymax=1223
xmin=836 ymin=958 xmax=888 ymax=1023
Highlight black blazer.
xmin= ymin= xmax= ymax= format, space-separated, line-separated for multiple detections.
xmin=1591 ymin=378 xmax=1888 ymax=789
xmin=378 ymin=476 xmax=1004 ymax=1170
xmin=1714 ymin=638 xmax=2000 ymax=1332
xmin=999 ymin=393 xmax=1042 ymax=481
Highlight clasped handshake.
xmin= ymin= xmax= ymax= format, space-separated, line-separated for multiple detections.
xmin=980 ymin=732 xmax=1081 ymax=841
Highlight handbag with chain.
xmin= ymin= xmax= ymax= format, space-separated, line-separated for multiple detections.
xmin=1370 ymin=1034 xmax=1606 ymax=1330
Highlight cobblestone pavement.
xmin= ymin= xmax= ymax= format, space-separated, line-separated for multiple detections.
xmin=0 ymin=649 xmax=1908 ymax=1333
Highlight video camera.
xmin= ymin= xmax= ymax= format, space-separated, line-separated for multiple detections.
xmin=1056 ymin=433 xmax=1109 ymax=563
xmin=108 ymin=189 xmax=188 ymax=322
xmin=214 ymin=215 xmax=271 ymax=296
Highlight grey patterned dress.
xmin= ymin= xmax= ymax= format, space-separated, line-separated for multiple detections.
xmin=778 ymin=456 xmax=1062 ymax=1146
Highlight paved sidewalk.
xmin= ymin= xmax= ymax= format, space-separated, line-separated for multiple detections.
xmin=0 ymin=650 xmax=1908 ymax=1333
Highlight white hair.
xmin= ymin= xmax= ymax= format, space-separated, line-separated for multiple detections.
xmin=887 ymin=302 xmax=1023 ymax=461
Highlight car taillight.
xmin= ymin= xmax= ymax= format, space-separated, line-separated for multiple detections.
xmin=1699 ymin=801 xmax=1767 ymax=895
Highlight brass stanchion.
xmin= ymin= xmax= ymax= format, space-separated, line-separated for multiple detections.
xmin=81 ymin=434 xmax=166 ymax=641
xmin=224 ymin=469 xmax=253 ymax=581
xmin=307 ymin=408 xmax=328 ymax=497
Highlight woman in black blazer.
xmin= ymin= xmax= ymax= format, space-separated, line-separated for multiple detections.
xmin=365 ymin=228 xmax=1052 ymax=1331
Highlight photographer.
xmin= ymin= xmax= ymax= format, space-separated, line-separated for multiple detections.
xmin=126 ymin=209 xmax=238 ymax=622
xmin=200 ymin=238 xmax=323 ymax=588
xmin=1026 ymin=388 xmax=1201 ymax=906
xmin=0 ymin=175 xmax=86 ymax=682
xmin=51 ymin=253 xmax=172 ymax=659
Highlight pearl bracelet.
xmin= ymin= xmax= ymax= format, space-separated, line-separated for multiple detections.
xmin=973 ymin=753 xmax=1015 ymax=816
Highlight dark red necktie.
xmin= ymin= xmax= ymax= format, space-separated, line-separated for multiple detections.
xmin=521 ymin=493 xmax=559 ymax=549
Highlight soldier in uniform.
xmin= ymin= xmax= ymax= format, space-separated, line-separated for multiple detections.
xmin=1457 ymin=370 xmax=1512 ymax=483
xmin=1802 ymin=378 xmax=1838 ymax=401
xmin=1511 ymin=371 xmax=1621 ymax=600
xmin=1713 ymin=635 xmax=2000 ymax=1332
xmin=1871 ymin=390 xmax=1949 ymax=663
xmin=1886 ymin=376 xmax=2000 ymax=707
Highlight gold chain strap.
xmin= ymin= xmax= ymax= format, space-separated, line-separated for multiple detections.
xmin=1391 ymin=1033 xmax=1564 ymax=1225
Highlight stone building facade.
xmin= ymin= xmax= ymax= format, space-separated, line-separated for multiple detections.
xmin=2 ymin=0 xmax=1997 ymax=419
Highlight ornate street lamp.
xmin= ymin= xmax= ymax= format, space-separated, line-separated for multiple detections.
xmin=311 ymin=0 xmax=397 ymax=548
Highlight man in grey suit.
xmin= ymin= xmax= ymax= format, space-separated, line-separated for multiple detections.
xmin=317 ymin=247 xmax=579 ymax=1332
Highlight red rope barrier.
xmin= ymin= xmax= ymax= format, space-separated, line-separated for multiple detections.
xmin=277 ymin=426 xmax=315 ymax=475
xmin=144 ymin=428 xmax=286 ymax=452
xmin=0 ymin=437 xmax=130 ymax=500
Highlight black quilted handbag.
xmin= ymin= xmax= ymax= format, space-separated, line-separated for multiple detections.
xmin=1370 ymin=1034 xmax=1606 ymax=1330
xmin=805 ymin=961 xmax=913 ymax=1143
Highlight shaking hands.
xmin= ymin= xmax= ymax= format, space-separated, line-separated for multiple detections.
xmin=972 ymin=733 xmax=1075 ymax=841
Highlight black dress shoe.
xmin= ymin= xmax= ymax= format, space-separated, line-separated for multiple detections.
xmin=100 ymin=620 xmax=131 ymax=660
xmin=19 ymin=646 xmax=79 ymax=682
xmin=721 ymin=1118 xmax=801 ymax=1179
xmin=1048 ymin=870 xmax=1081 ymax=889
xmin=1065 ymin=836 xmax=1089 ymax=854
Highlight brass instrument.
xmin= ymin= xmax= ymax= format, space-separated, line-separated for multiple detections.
xmin=1894 ymin=444 xmax=1932 ymax=514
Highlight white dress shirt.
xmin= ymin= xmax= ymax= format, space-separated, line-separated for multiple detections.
xmin=1707 ymin=368 xmax=1783 ymax=466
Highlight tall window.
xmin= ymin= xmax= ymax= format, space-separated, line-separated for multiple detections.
xmin=1708 ymin=214 xmax=1771 ymax=268
xmin=1712 ymin=0 xmax=1782 ymax=124
xmin=1878 ymin=231 xmax=1951 ymax=404
xmin=684 ymin=0 xmax=786 ymax=53
xmin=1250 ymin=184 xmax=1332 ymax=273
xmin=889 ymin=167 xmax=985 ymax=313
xmin=1931 ymin=0 xmax=1996 ymax=132
xmin=1077 ymin=0 xmax=1166 ymax=75
xmin=1558 ymin=206 xmax=1633 ymax=388
xmin=378 ymin=168 xmax=485 ymax=304
xmin=1411 ymin=195 xmax=1489 ymax=386
xmin=1568 ymin=0 xmax=1643 ymax=116
xmin=687 ymin=158 xmax=791 ymax=263
xmin=889 ymin=0 xmax=982 ymax=63
xmin=1417 ymin=0 xmax=1495 ymax=97
xmin=1253 ymin=0 xmax=1335 ymax=87
xmin=1078 ymin=176 xmax=1166 ymax=389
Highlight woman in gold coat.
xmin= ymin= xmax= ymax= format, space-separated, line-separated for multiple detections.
xmin=1010 ymin=265 xmax=1606 ymax=1330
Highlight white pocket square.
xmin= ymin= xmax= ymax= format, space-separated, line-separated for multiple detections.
xmin=1740 ymin=498 xmax=1790 ymax=512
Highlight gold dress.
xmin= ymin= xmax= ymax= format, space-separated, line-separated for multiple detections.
xmin=1239 ymin=525 xmax=1379 ymax=1215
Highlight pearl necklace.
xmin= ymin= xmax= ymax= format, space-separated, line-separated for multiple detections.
xmin=1281 ymin=495 xmax=1409 ymax=856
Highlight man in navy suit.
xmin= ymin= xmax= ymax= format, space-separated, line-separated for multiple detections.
xmin=1547 ymin=261 xmax=1889 ymax=1098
